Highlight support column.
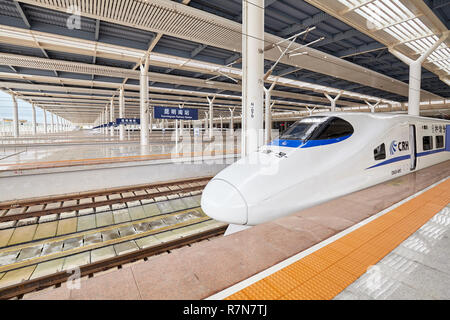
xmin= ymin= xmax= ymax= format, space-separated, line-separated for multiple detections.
xmin=43 ymin=109 xmax=47 ymax=134
xmin=242 ymin=0 xmax=264 ymax=156
xmin=110 ymin=99 xmax=114 ymax=136
xmin=149 ymin=107 xmax=153 ymax=134
xmin=220 ymin=116 xmax=223 ymax=131
xmin=306 ymin=106 xmax=316 ymax=116
xmin=324 ymin=91 xmax=343 ymax=112
xmin=32 ymin=103 xmax=37 ymax=135
xmin=104 ymin=107 xmax=109 ymax=135
xmin=204 ymin=111 xmax=208 ymax=132
xmin=57 ymin=116 xmax=60 ymax=133
xmin=365 ymin=100 xmax=381 ymax=113
xmin=11 ymin=94 xmax=19 ymax=138
xmin=263 ymin=82 xmax=276 ymax=144
xmin=389 ymin=31 xmax=448 ymax=116
xmin=140 ymin=55 xmax=150 ymax=146
xmin=50 ymin=113 xmax=55 ymax=133
xmin=229 ymin=107 xmax=235 ymax=135
xmin=207 ymin=96 xmax=215 ymax=139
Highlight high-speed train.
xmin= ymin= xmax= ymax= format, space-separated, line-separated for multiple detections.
xmin=201 ymin=113 xmax=450 ymax=228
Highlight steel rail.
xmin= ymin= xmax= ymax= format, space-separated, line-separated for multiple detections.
xmin=0 ymin=224 xmax=227 ymax=300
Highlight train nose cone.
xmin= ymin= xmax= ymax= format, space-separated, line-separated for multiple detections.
xmin=201 ymin=179 xmax=248 ymax=225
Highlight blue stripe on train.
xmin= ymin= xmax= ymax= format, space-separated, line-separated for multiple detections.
xmin=268 ymin=135 xmax=352 ymax=148
xmin=367 ymin=148 xmax=446 ymax=169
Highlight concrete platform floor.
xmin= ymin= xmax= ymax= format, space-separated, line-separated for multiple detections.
xmin=335 ymin=204 xmax=450 ymax=300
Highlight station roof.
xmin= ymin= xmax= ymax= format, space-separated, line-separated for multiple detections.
xmin=0 ymin=0 xmax=448 ymax=123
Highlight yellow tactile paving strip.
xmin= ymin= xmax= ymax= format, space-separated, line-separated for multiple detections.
xmin=226 ymin=178 xmax=450 ymax=300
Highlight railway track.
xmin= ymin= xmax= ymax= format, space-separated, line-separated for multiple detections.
xmin=0 ymin=223 xmax=227 ymax=300
xmin=0 ymin=176 xmax=212 ymax=223
xmin=0 ymin=176 xmax=227 ymax=299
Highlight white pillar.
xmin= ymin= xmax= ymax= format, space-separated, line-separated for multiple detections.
xmin=43 ymin=109 xmax=47 ymax=134
xmin=104 ymin=107 xmax=109 ymax=135
xmin=149 ymin=108 xmax=153 ymax=134
xmin=32 ymin=104 xmax=37 ymax=135
xmin=140 ymin=55 xmax=150 ymax=146
xmin=242 ymin=0 xmax=264 ymax=156
xmin=389 ymin=32 xmax=448 ymax=116
xmin=263 ymin=82 xmax=276 ymax=144
xmin=50 ymin=113 xmax=55 ymax=133
xmin=119 ymin=88 xmax=125 ymax=140
xmin=175 ymin=119 xmax=179 ymax=142
xmin=365 ymin=100 xmax=381 ymax=113
xmin=207 ymin=96 xmax=215 ymax=139
xmin=204 ymin=111 xmax=208 ymax=132
xmin=110 ymin=99 xmax=114 ymax=136
xmin=220 ymin=116 xmax=223 ymax=131
xmin=229 ymin=107 xmax=235 ymax=135
xmin=324 ymin=91 xmax=343 ymax=112
xmin=11 ymin=94 xmax=19 ymax=137
xmin=57 ymin=116 xmax=61 ymax=132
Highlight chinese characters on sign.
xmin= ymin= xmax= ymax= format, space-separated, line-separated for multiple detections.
xmin=154 ymin=106 xmax=198 ymax=120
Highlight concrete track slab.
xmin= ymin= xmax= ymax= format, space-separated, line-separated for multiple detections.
xmin=142 ymin=203 xmax=161 ymax=217
xmin=0 ymin=228 xmax=14 ymax=247
xmin=62 ymin=252 xmax=91 ymax=270
xmin=56 ymin=218 xmax=77 ymax=236
xmin=91 ymin=246 xmax=116 ymax=263
xmin=113 ymin=209 xmax=131 ymax=224
xmin=8 ymin=224 xmax=37 ymax=245
xmin=30 ymin=258 xmax=65 ymax=280
xmin=114 ymin=241 xmax=139 ymax=255
xmin=33 ymin=222 xmax=58 ymax=240
xmin=0 ymin=265 xmax=36 ymax=288
xmin=77 ymin=215 xmax=96 ymax=232
xmin=95 ymin=211 xmax=114 ymax=227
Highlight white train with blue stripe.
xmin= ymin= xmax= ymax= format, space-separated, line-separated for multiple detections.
xmin=201 ymin=113 xmax=450 ymax=227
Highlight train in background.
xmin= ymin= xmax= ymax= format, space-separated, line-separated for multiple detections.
xmin=201 ymin=113 xmax=450 ymax=231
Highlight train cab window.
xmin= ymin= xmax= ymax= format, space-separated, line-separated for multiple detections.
xmin=374 ymin=143 xmax=386 ymax=161
xmin=423 ymin=136 xmax=433 ymax=151
xmin=279 ymin=116 xmax=327 ymax=140
xmin=312 ymin=117 xmax=354 ymax=140
xmin=436 ymin=136 xmax=444 ymax=149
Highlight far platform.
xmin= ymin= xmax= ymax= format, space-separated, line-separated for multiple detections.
xmin=0 ymin=129 xmax=240 ymax=202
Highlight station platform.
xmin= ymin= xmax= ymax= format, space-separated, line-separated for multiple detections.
xmin=0 ymin=130 xmax=240 ymax=202
xmin=21 ymin=160 xmax=450 ymax=300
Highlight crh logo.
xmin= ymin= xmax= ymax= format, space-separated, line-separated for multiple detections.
xmin=390 ymin=140 xmax=397 ymax=155
xmin=390 ymin=140 xmax=409 ymax=155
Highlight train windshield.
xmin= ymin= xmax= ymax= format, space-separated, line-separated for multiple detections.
xmin=279 ymin=116 xmax=328 ymax=140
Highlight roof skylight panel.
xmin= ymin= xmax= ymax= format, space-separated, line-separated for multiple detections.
xmin=360 ymin=6 xmax=386 ymax=26
xmin=382 ymin=0 xmax=410 ymax=20
xmin=355 ymin=8 xmax=383 ymax=29
xmin=406 ymin=19 xmax=428 ymax=37
xmin=369 ymin=1 xmax=394 ymax=25
xmin=396 ymin=22 xmax=417 ymax=40
xmin=373 ymin=1 xmax=398 ymax=22
xmin=337 ymin=0 xmax=353 ymax=8
xmin=394 ymin=0 xmax=416 ymax=19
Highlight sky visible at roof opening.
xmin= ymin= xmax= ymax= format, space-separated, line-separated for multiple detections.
xmin=0 ymin=90 xmax=46 ymax=123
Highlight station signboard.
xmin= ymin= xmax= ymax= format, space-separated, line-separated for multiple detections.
xmin=115 ymin=118 xmax=140 ymax=125
xmin=154 ymin=106 xmax=198 ymax=120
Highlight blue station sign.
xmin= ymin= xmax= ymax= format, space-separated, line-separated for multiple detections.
xmin=154 ymin=106 xmax=198 ymax=120
xmin=115 ymin=118 xmax=140 ymax=125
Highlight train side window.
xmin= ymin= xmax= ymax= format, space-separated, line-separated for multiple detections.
xmin=436 ymin=136 xmax=444 ymax=149
xmin=374 ymin=143 xmax=386 ymax=161
xmin=314 ymin=118 xmax=354 ymax=140
xmin=423 ymin=136 xmax=433 ymax=151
